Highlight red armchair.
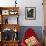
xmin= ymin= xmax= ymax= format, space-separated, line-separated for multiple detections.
xmin=21 ymin=28 xmax=41 ymax=46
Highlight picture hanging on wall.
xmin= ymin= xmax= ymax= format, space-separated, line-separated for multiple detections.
xmin=25 ymin=7 xmax=36 ymax=20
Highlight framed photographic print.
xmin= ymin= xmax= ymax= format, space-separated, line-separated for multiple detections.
xmin=2 ymin=10 xmax=9 ymax=15
xmin=25 ymin=7 xmax=36 ymax=20
xmin=0 ymin=15 xmax=1 ymax=24
xmin=8 ymin=16 xmax=18 ymax=24
xmin=0 ymin=32 xmax=1 ymax=41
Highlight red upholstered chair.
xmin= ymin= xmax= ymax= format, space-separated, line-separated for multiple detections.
xmin=21 ymin=28 xmax=41 ymax=46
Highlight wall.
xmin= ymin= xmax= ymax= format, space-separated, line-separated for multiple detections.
xmin=43 ymin=0 xmax=46 ymax=46
xmin=0 ymin=0 xmax=44 ymax=26
xmin=18 ymin=0 xmax=44 ymax=26
xmin=43 ymin=0 xmax=46 ymax=26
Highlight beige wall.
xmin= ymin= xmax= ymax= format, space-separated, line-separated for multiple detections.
xmin=43 ymin=0 xmax=46 ymax=46
xmin=43 ymin=0 xmax=46 ymax=26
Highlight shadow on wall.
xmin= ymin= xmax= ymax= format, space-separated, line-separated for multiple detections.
xmin=18 ymin=26 xmax=44 ymax=44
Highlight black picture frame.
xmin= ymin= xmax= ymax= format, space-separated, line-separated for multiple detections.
xmin=25 ymin=7 xmax=36 ymax=20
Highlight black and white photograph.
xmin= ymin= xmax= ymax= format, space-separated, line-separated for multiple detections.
xmin=25 ymin=7 xmax=36 ymax=20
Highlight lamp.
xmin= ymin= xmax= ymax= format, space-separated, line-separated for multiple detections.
xmin=14 ymin=28 xmax=17 ymax=32
xmin=15 ymin=0 xmax=17 ymax=7
xmin=13 ymin=28 xmax=19 ymax=41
